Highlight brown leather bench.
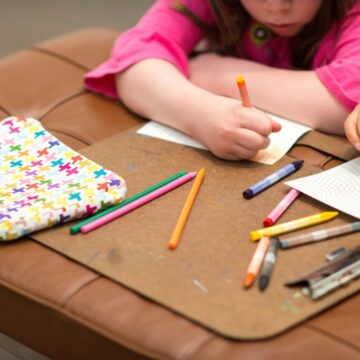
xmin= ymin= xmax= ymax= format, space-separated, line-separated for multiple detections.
xmin=0 ymin=28 xmax=359 ymax=360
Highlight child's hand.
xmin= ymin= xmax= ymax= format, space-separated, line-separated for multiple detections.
xmin=344 ymin=104 xmax=360 ymax=151
xmin=192 ymin=94 xmax=281 ymax=160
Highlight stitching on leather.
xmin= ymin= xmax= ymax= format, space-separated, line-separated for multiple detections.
xmin=0 ymin=104 xmax=11 ymax=116
xmin=30 ymin=47 xmax=90 ymax=72
xmin=62 ymin=275 xmax=100 ymax=306
xmin=180 ymin=334 xmax=215 ymax=360
xmin=38 ymin=90 xmax=85 ymax=121
xmin=305 ymin=323 xmax=360 ymax=353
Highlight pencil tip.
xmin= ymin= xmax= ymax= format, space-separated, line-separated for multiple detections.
xmin=259 ymin=276 xmax=268 ymax=291
xmin=243 ymin=274 xmax=255 ymax=289
xmin=263 ymin=218 xmax=273 ymax=227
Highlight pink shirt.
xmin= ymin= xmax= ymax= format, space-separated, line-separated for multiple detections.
xmin=84 ymin=0 xmax=360 ymax=111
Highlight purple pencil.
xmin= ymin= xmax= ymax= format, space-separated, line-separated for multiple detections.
xmin=263 ymin=188 xmax=300 ymax=227
xmin=80 ymin=171 xmax=197 ymax=234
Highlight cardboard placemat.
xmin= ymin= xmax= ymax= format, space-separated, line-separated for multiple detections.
xmin=32 ymin=131 xmax=360 ymax=340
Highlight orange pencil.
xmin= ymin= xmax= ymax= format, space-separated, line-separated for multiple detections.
xmin=236 ymin=76 xmax=251 ymax=107
xmin=243 ymin=236 xmax=271 ymax=289
xmin=168 ymin=168 xmax=205 ymax=250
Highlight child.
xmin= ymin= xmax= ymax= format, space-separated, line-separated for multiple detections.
xmin=85 ymin=0 xmax=360 ymax=160
xmin=344 ymin=104 xmax=360 ymax=151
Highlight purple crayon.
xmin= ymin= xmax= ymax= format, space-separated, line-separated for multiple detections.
xmin=243 ymin=160 xmax=304 ymax=199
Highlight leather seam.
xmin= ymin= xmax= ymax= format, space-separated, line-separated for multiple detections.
xmin=30 ymin=47 xmax=90 ymax=72
xmin=185 ymin=335 xmax=216 ymax=360
xmin=38 ymin=90 xmax=85 ymax=121
xmin=305 ymin=323 xmax=360 ymax=353
xmin=0 ymin=104 xmax=11 ymax=117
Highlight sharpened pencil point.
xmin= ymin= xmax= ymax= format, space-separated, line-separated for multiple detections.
xmin=243 ymin=273 xmax=255 ymax=289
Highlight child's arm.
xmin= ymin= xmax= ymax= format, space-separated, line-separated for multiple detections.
xmin=116 ymin=59 xmax=281 ymax=160
xmin=344 ymin=104 xmax=360 ymax=151
xmin=189 ymin=54 xmax=349 ymax=134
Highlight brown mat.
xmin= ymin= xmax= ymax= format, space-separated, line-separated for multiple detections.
xmin=32 ymin=130 xmax=360 ymax=340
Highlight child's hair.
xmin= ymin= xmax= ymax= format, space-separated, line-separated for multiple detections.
xmin=172 ymin=0 xmax=357 ymax=69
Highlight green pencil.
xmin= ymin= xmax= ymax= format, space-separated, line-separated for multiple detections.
xmin=70 ymin=171 xmax=188 ymax=234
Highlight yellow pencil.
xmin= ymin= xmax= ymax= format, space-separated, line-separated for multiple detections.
xmin=249 ymin=211 xmax=338 ymax=242
xmin=168 ymin=168 xmax=205 ymax=250
xmin=236 ymin=76 xmax=251 ymax=108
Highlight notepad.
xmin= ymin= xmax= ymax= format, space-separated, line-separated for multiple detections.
xmin=0 ymin=116 xmax=127 ymax=240
xmin=286 ymin=157 xmax=360 ymax=219
xmin=137 ymin=113 xmax=311 ymax=165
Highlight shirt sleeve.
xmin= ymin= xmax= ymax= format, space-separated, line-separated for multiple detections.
xmin=84 ymin=0 xmax=213 ymax=98
xmin=314 ymin=4 xmax=360 ymax=111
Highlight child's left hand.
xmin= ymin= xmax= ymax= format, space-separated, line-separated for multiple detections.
xmin=344 ymin=104 xmax=360 ymax=151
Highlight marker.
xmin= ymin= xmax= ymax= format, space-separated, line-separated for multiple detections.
xmin=263 ymin=188 xmax=300 ymax=227
xmin=259 ymin=237 xmax=279 ymax=291
xmin=243 ymin=236 xmax=271 ymax=289
xmin=279 ymin=221 xmax=360 ymax=249
xmin=80 ymin=172 xmax=197 ymax=234
xmin=236 ymin=76 xmax=251 ymax=107
xmin=243 ymin=160 xmax=304 ymax=199
xmin=250 ymin=211 xmax=339 ymax=242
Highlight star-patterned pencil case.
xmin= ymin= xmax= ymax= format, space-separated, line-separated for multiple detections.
xmin=0 ymin=116 xmax=127 ymax=241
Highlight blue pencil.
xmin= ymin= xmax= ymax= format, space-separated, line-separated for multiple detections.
xmin=243 ymin=160 xmax=304 ymax=199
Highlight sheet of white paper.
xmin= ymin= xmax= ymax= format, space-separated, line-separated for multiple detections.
xmin=285 ymin=157 xmax=360 ymax=219
xmin=137 ymin=113 xmax=310 ymax=165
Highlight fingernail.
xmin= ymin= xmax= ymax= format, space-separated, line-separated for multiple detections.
xmin=355 ymin=142 xmax=360 ymax=151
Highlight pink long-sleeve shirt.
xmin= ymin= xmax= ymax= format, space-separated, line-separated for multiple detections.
xmin=84 ymin=0 xmax=360 ymax=111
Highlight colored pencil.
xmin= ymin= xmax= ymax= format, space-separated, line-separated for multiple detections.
xmin=243 ymin=160 xmax=304 ymax=199
xmin=279 ymin=221 xmax=360 ymax=249
xmin=168 ymin=168 xmax=205 ymax=250
xmin=80 ymin=172 xmax=197 ymax=234
xmin=236 ymin=76 xmax=251 ymax=107
xmin=70 ymin=171 xmax=188 ymax=234
xmin=243 ymin=236 xmax=271 ymax=289
xmin=258 ymin=237 xmax=279 ymax=291
xmin=250 ymin=211 xmax=338 ymax=242
xmin=263 ymin=188 xmax=300 ymax=227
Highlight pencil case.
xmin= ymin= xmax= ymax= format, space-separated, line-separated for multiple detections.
xmin=0 ymin=116 xmax=127 ymax=241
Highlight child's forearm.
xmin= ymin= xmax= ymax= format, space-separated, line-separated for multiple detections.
xmin=116 ymin=59 xmax=208 ymax=137
xmin=115 ymin=58 xmax=281 ymax=161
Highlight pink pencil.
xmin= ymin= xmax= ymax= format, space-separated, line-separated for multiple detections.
xmin=80 ymin=172 xmax=197 ymax=234
xmin=263 ymin=188 xmax=300 ymax=227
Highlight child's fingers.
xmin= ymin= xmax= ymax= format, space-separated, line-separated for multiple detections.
xmin=344 ymin=105 xmax=360 ymax=150
xmin=240 ymin=109 xmax=278 ymax=136
xmin=235 ymin=128 xmax=270 ymax=150
xmin=271 ymin=119 xmax=282 ymax=132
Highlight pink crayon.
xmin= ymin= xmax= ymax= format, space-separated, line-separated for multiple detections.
xmin=263 ymin=188 xmax=300 ymax=227
xmin=80 ymin=171 xmax=197 ymax=234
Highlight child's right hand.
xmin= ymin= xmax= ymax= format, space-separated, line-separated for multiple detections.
xmin=192 ymin=94 xmax=281 ymax=160
xmin=344 ymin=104 xmax=360 ymax=151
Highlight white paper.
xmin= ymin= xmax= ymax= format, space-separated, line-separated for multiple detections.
xmin=285 ymin=157 xmax=360 ymax=219
xmin=137 ymin=113 xmax=310 ymax=165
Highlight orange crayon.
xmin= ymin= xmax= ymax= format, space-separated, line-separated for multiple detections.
xmin=236 ymin=76 xmax=251 ymax=108
xmin=243 ymin=236 xmax=271 ymax=289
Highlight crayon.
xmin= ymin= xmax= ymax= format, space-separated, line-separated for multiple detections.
xmin=259 ymin=237 xmax=279 ymax=291
xmin=263 ymin=188 xmax=300 ymax=227
xmin=236 ymin=76 xmax=251 ymax=107
xmin=243 ymin=160 xmax=304 ymax=199
xmin=250 ymin=211 xmax=338 ymax=242
xmin=168 ymin=168 xmax=205 ymax=250
xmin=243 ymin=236 xmax=271 ymax=289
xmin=279 ymin=221 xmax=360 ymax=249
